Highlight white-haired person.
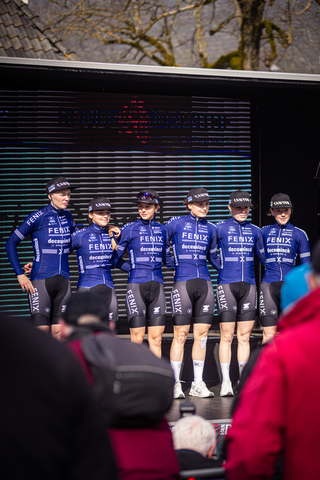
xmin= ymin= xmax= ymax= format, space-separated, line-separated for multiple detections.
xmin=173 ymin=414 xmax=221 ymax=471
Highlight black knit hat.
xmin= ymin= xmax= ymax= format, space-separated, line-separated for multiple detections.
xmin=62 ymin=292 xmax=109 ymax=326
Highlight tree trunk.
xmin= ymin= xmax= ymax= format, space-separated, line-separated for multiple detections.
xmin=238 ymin=0 xmax=267 ymax=70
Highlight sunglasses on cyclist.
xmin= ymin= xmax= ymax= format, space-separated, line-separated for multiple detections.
xmin=136 ymin=192 xmax=159 ymax=204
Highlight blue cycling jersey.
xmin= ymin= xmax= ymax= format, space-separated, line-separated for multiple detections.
xmin=71 ymin=222 xmax=130 ymax=289
xmin=5 ymin=203 xmax=76 ymax=281
xmin=215 ymin=217 xmax=265 ymax=285
xmin=115 ymin=218 xmax=174 ymax=284
xmin=166 ymin=213 xmax=220 ymax=281
xmin=262 ymin=222 xmax=310 ymax=283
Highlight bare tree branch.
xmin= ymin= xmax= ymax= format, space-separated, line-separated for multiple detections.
xmin=39 ymin=0 xmax=320 ymax=71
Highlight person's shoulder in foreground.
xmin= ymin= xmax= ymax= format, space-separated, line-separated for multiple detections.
xmin=224 ymin=239 xmax=320 ymax=480
xmin=0 ymin=314 xmax=117 ymax=480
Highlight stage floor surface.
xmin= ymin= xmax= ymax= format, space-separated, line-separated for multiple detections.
xmin=165 ymin=383 xmax=233 ymax=424
xmin=118 ymin=331 xmax=262 ymax=425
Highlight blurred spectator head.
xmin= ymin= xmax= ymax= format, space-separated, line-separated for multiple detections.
xmin=60 ymin=291 xmax=111 ymax=340
xmin=173 ymin=414 xmax=216 ymax=458
xmin=281 ymin=239 xmax=320 ymax=314
xmin=281 ymin=263 xmax=311 ymax=313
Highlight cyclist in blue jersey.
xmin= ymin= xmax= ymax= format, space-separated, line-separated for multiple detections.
xmin=259 ymin=193 xmax=310 ymax=343
xmin=167 ymin=188 xmax=220 ymax=399
xmin=215 ymin=190 xmax=265 ymax=397
xmin=114 ymin=189 xmax=175 ymax=358
xmin=71 ymin=196 xmax=129 ymax=331
xmin=5 ymin=176 xmax=77 ymax=338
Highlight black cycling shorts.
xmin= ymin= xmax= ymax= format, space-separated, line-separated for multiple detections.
xmin=29 ymin=275 xmax=71 ymax=327
xmin=77 ymin=284 xmax=118 ymax=323
xmin=171 ymin=278 xmax=214 ymax=326
xmin=259 ymin=281 xmax=283 ymax=327
xmin=216 ymin=282 xmax=257 ymax=323
xmin=126 ymin=281 xmax=166 ymax=328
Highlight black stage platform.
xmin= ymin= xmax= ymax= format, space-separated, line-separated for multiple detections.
xmin=162 ymin=331 xmax=262 ymax=452
xmin=118 ymin=331 xmax=262 ymax=443
xmin=166 ymin=384 xmax=234 ymax=455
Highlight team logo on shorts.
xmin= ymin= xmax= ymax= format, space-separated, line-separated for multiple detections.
xmin=270 ymin=309 xmax=277 ymax=316
xmin=30 ymin=288 xmax=39 ymax=313
xmin=217 ymin=285 xmax=228 ymax=311
xmin=172 ymin=289 xmax=182 ymax=314
xmin=243 ymin=303 xmax=250 ymax=311
xmin=187 ymin=308 xmax=192 ymax=314
xmin=45 ymin=307 xmax=50 ymax=313
xmin=259 ymin=292 xmax=265 ymax=314
xmin=127 ymin=289 xmax=139 ymax=316
xmin=202 ymin=305 xmax=210 ymax=313
xmin=153 ymin=307 xmax=161 ymax=315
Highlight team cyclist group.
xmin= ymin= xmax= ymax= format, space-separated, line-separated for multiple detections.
xmin=6 ymin=176 xmax=310 ymax=399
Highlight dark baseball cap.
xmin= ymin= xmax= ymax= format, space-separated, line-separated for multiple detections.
xmin=229 ymin=190 xmax=253 ymax=207
xmin=46 ymin=176 xmax=77 ymax=195
xmin=186 ymin=187 xmax=210 ymax=204
xmin=88 ymin=196 xmax=112 ymax=213
xmin=133 ymin=189 xmax=160 ymax=205
xmin=270 ymin=193 xmax=293 ymax=209
xmin=62 ymin=292 xmax=109 ymax=326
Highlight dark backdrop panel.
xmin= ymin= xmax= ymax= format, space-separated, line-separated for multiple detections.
xmin=1 ymin=60 xmax=319 ymax=333
xmin=0 ymin=88 xmax=252 ymax=328
xmin=259 ymin=88 xmax=320 ymax=248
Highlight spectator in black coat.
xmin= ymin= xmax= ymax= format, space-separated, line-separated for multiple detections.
xmin=0 ymin=313 xmax=117 ymax=480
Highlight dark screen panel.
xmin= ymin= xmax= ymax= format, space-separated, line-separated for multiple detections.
xmin=0 ymin=90 xmax=251 ymax=321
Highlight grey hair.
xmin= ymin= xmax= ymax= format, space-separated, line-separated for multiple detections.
xmin=172 ymin=415 xmax=216 ymax=457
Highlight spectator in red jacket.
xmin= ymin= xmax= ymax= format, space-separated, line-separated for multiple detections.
xmin=225 ymin=240 xmax=320 ymax=480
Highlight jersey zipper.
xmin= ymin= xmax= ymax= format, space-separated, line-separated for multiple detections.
xmin=99 ymin=228 xmax=106 ymax=285
xmin=196 ymin=218 xmax=199 ymax=278
xmin=57 ymin=213 xmax=63 ymax=274
xmin=277 ymin=226 xmax=283 ymax=281
xmin=149 ymin=220 xmax=155 ymax=281
xmin=239 ymin=223 xmax=244 ymax=282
